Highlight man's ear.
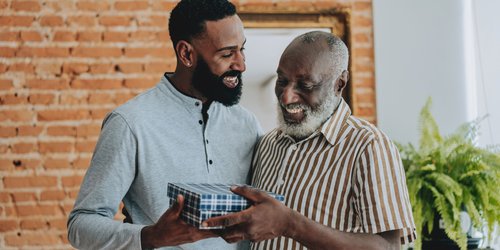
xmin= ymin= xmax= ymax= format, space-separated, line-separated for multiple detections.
xmin=335 ymin=70 xmax=349 ymax=94
xmin=176 ymin=40 xmax=195 ymax=67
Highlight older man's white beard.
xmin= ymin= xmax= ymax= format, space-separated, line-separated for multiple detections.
xmin=277 ymin=92 xmax=341 ymax=140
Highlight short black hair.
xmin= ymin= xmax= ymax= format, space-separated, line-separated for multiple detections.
xmin=169 ymin=0 xmax=237 ymax=48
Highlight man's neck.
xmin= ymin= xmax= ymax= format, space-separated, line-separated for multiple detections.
xmin=168 ymin=72 xmax=208 ymax=103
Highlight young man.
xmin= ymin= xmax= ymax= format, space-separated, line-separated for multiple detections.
xmin=67 ymin=0 xmax=261 ymax=249
xmin=204 ymin=31 xmax=416 ymax=250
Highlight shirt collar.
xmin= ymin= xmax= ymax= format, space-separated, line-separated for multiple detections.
xmin=319 ymin=98 xmax=351 ymax=145
xmin=160 ymin=73 xmax=205 ymax=109
xmin=276 ymin=98 xmax=351 ymax=146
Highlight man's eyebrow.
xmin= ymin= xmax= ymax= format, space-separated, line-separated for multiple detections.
xmin=216 ymin=39 xmax=247 ymax=52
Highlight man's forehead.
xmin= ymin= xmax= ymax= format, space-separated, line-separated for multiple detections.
xmin=199 ymin=15 xmax=245 ymax=49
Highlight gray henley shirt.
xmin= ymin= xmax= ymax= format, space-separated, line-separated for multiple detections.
xmin=67 ymin=75 xmax=262 ymax=249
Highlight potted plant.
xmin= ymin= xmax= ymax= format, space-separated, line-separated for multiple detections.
xmin=397 ymin=98 xmax=500 ymax=250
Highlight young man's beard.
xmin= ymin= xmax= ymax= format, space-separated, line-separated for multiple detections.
xmin=192 ymin=57 xmax=243 ymax=106
xmin=277 ymin=91 xmax=341 ymax=140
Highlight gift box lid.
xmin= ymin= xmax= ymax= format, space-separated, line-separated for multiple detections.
xmin=167 ymin=183 xmax=285 ymax=211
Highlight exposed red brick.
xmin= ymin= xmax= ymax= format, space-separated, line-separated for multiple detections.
xmin=62 ymin=175 xmax=84 ymax=188
xmin=0 ymin=93 xmax=28 ymax=105
xmin=11 ymin=142 xmax=37 ymax=154
xmin=0 ymin=219 xmax=18 ymax=232
xmin=72 ymin=47 xmax=122 ymax=58
xmin=116 ymin=63 xmax=143 ymax=73
xmin=40 ymin=190 xmax=66 ymax=201
xmin=0 ymin=15 xmax=35 ymax=26
xmin=11 ymin=0 xmax=41 ymax=11
xmin=89 ymin=63 xmax=114 ymax=74
xmin=0 ymin=110 xmax=35 ymax=122
xmin=115 ymin=1 xmax=149 ymax=11
xmin=40 ymin=15 xmax=64 ymax=26
xmin=53 ymin=31 xmax=76 ymax=42
xmin=103 ymin=31 xmax=129 ymax=42
xmin=123 ymin=78 xmax=157 ymax=89
xmin=0 ymin=79 xmax=13 ymax=90
xmin=20 ymin=219 xmax=47 ymax=230
xmin=20 ymin=31 xmax=43 ymax=41
xmin=17 ymin=47 xmax=70 ymax=57
xmin=0 ymin=31 xmax=19 ymax=41
xmin=99 ymin=16 xmax=132 ymax=26
xmin=63 ymin=63 xmax=89 ymax=74
xmin=11 ymin=192 xmax=36 ymax=202
xmin=44 ymin=158 xmax=71 ymax=169
xmin=25 ymin=78 xmax=70 ymax=90
xmin=3 ymin=176 xmax=58 ymax=188
xmin=124 ymin=47 xmax=172 ymax=58
xmin=28 ymin=93 xmax=57 ymax=105
xmin=76 ymin=1 xmax=110 ymax=11
xmin=17 ymin=125 xmax=43 ymax=136
xmin=71 ymin=78 xmax=123 ymax=89
xmin=9 ymin=62 xmax=34 ymax=73
xmin=38 ymin=141 xmax=74 ymax=153
xmin=0 ymin=126 xmax=16 ymax=137
xmin=0 ymin=46 xmax=17 ymax=57
xmin=66 ymin=15 xmax=96 ymax=27
xmin=76 ymin=31 xmax=101 ymax=42
xmin=38 ymin=109 xmax=90 ymax=121
xmin=46 ymin=125 xmax=76 ymax=136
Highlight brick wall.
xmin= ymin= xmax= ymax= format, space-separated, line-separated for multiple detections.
xmin=0 ymin=0 xmax=375 ymax=249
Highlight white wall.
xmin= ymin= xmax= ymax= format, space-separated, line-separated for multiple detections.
xmin=373 ymin=0 xmax=500 ymax=147
xmin=373 ymin=0 xmax=500 ymax=246
xmin=373 ymin=0 xmax=470 ymax=145
xmin=474 ymin=0 xmax=500 ymax=147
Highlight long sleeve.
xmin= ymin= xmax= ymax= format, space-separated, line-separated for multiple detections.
xmin=67 ymin=112 xmax=144 ymax=250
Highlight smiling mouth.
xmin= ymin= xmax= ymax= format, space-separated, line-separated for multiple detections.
xmin=285 ymin=107 xmax=303 ymax=114
xmin=222 ymin=76 xmax=239 ymax=88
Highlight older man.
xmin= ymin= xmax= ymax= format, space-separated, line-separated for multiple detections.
xmin=204 ymin=31 xmax=416 ymax=250
xmin=67 ymin=0 xmax=261 ymax=249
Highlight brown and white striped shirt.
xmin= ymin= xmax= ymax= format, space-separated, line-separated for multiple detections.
xmin=251 ymin=99 xmax=416 ymax=250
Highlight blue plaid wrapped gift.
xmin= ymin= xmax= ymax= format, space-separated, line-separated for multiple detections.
xmin=167 ymin=183 xmax=285 ymax=229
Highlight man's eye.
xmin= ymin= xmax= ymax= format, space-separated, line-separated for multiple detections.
xmin=300 ymin=83 xmax=315 ymax=90
xmin=276 ymin=80 xmax=287 ymax=86
xmin=222 ymin=53 xmax=233 ymax=58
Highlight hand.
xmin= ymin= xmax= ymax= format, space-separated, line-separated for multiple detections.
xmin=203 ymin=186 xmax=293 ymax=243
xmin=141 ymin=195 xmax=217 ymax=248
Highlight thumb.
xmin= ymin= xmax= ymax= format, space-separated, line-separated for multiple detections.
xmin=169 ymin=194 xmax=184 ymax=217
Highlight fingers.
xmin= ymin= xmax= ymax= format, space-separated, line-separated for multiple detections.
xmin=218 ymin=224 xmax=249 ymax=243
xmin=202 ymin=211 xmax=250 ymax=228
xmin=230 ymin=185 xmax=270 ymax=203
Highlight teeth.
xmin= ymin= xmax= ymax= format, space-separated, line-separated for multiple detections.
xmin=286 ymin=108 xmax=302 ymax=114
xmin=223 ymin=76 xmax=238 ymax=88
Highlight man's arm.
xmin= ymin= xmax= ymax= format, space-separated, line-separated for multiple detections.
xmin=67 ymin=113 xmax=216 ymax=249
xmin=203 ymin=186 xmax=401 ymax=250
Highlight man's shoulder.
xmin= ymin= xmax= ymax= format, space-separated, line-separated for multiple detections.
xmin=113 ymin=83 xmax=166 ymax=118
xmin=346 ymin=115 xmax=392 ymax=142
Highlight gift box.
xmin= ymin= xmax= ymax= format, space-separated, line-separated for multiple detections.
xmin=167 ymin=183 xmax=285 ymax=229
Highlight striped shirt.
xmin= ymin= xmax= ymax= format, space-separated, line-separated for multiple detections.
xmin=251 ymin=99 xmax=416 ymax=250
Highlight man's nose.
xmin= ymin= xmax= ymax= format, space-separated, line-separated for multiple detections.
xmin=280 ymin=84 xmax=299 ymax=106
xmin=231 ymin=51 xmax=246 ymax=72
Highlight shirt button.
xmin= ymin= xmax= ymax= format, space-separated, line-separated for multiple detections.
xmin=291 ymin=145 xmax=297 ymax=150
xmin=206 ymin=139 xmax=209 ymax=144
xmin=195 ymin=102 xmax=200 ymax=106
xmin=198 ymin=120 xmax=203 ymax=125
xmin=278 ymin=179 xmax=284 ymax=185
xmin=209 ymin=160 xmax=213 ymax=165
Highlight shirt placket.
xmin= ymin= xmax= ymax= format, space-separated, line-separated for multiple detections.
xmin=277 ymin=142 xmax=298 ymax=188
